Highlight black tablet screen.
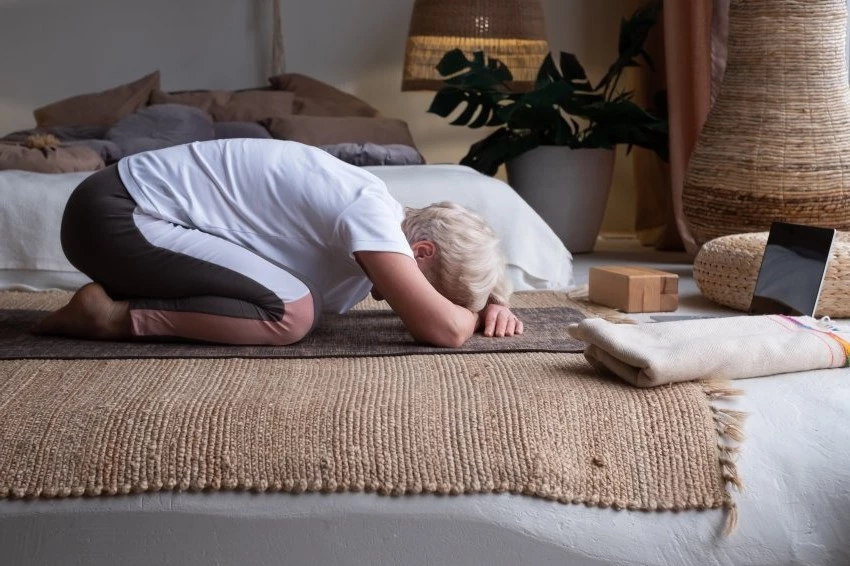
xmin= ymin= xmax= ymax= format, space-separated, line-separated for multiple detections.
xmin=749 ymin=222 xmax=836 ymax=317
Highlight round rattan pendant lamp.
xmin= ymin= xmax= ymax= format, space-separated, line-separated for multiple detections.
xmin=402 ymin=0 xmax=549 ymax=91
xmin=682 ymin=0 xmax=850 ymax=246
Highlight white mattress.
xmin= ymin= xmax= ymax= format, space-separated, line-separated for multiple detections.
xmin=0 ymin=166 xmax=574 ymax=293
xmin=1 ymin=366 xmax=848 ymax=566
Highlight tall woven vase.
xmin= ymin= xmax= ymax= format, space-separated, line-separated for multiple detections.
xmin=682 ymin=0 xmax=850 ymax=246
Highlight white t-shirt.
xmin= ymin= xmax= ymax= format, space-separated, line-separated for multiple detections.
xmin=118 ymin=138 xmax=413 ymax=313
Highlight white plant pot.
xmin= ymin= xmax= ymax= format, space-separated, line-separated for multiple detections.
xmin=506 ymin=146 xmax=615 ymax=254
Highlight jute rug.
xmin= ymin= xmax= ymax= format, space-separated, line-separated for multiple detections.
xmin=0 ymin=291 xmax=743 ymax=533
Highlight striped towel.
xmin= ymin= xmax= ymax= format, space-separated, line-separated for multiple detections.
xmin=567 ymin=315 xmax=850 ymax=387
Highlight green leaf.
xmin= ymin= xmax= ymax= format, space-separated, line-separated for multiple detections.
xmin=427 ymin=89 xmax=467 ymax=118
xmin=451 ymin=99 xmax=484 ymax=127
xmin=559 ymin=53 xmax=592 ymax=91
xmin=504 ymin=102 xmax=561 ymax=132
xmin=535 ymin=53 xmax=562 ymax=86
xmin=427 ymin=87 xmax=505 ymax=128
xmin=618 ymin=0 xmax=662 ymax=58
xmin=581 ymin=99 xmax=664 ymax=126
xmin=596 ymin=0 xmax=662 ymax=93
xmin=460 ymin=130 xmax=545 ymax=176
xmin=551 ymin=115 xmax=578 ymax=145
xmin=435 ymin=49 xmax=471 ymax=77
xmin=639 ymin=49 xmax=655 ymax=71
xmin=581 ymin=117 xmax=669 ymax=161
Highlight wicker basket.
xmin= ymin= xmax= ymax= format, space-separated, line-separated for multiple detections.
xmin=682 ymin=0 xmax=850 ymax=245
xmin=693 ymin=232 xmax=850 ymax=317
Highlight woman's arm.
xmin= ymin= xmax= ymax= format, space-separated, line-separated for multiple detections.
xmin=355 ymin=251 xmax=477 ymax=348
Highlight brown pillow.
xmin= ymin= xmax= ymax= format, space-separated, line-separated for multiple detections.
xmin=150 ymin=89 xmax=232 ymax=112
xmin=268 ymin=73 xmax=380 ymax=117
xmin=0 ymin=141 xmax=104 ymax=173
xmin=209 ymin=90 xmax=294 ymax=122
xmin=263 ymin=115 xmax=416 ymax=147
xmin=33 ymin=71 xmax=160 ymax=128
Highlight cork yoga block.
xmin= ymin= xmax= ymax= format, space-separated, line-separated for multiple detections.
xmin=588 ymin=266 xmax=679 ymax=313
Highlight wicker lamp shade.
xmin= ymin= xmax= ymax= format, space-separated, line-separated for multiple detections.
xmin=682 ymin=0 xmax=850 ymax=246
xmin=402 ymin=0 xmax=549 ymax=91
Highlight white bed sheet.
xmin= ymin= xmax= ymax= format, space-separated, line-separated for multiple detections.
xmin=1 ymin=367 xmax=848 ymax=566
xmin=0 ymin=165 xmax=573 ymax=293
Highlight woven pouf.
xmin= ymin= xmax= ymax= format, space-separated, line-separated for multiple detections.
xmin=693 ymin=232 xmax=850 ymax=317
xmin=682 ymin=0 xmax=850 ymax=245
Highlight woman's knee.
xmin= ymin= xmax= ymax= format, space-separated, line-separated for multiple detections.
xmin=277 ymin=293 xmax=316 ymax=345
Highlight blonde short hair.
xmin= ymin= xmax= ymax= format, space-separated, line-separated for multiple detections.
xmin=402 ymin=201 xmax=511 ymax=312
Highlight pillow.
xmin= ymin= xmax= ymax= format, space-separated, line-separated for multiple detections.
xmin=33 ymin=71 xmax=160 ymax=128
xmin=1 ymin=126 xmax=122 ymax=164
xmin=367 ymin=164 xmax=574 ymax=292
xmin=106 ymin=103 xmax=214 ymax=156
xmin=2 ymin=125 xmax=110 ymax=143
xmin=320 ymin=143 xmax=425 ymax=166
xmin=263 ymin=115 xmax=416 ymax=147
xmin=0 ymin=141 xmax=104 ymax=173
xmin=209 ymin=90 xmax=294 ymax=122
xmin=268 ymin=73 xmax=380 ymax=117
xmin=213 ymin=121 xmax=273 ymax=139
xmin=65 ymin=139 xmax=123 ymax=164
xmin=150 ymin=89 xmax=233 ymax=112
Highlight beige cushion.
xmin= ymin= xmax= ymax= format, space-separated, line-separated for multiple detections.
xmin=0 ymin=141 xmax=104 ymax=173
xmin=268 ymin=73 xmax=380 ymax=117
xmin=693 ymin=231 xmax=850 ymax=318
xmin=209 ymin=90 xmax=294 ymax=122
xmin=263 ymin=115 xmax=416 ymax=147
xmin=33 ymin=71 xmax=160 ymax=128
xmin=150 ymin=89 xmax=233 ymax=112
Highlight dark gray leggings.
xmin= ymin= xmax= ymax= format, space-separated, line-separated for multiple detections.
xmin=60 ymin=165 xmax=317 ymax=344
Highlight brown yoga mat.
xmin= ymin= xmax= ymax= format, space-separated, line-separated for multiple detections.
xmin=0 ymin=307 xmax=584 ymax=360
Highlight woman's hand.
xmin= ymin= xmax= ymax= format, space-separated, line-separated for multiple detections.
xmin=477 ymin=304 xmax=523 ymax=337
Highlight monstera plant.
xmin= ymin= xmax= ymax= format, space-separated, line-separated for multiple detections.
xmin=427 ymin=0 xmax=668 ymax=177
xmin=426 ymin=0 xmax=667 ymax=253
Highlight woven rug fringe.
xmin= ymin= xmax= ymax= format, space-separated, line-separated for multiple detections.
xmin=566 ymin=285 xmax=637 ymax=324
xmin=703 ymin=380 xmax=747 ymax=536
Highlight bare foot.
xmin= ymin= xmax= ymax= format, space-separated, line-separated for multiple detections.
xmin=32 ymin=283 xmax=132 ymax=340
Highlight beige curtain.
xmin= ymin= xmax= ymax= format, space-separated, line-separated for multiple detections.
xmin=632 ymin=0 xmax=729 ymax=253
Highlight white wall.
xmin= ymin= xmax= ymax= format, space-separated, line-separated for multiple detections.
xmin=0 ymin=0 xmax=635 ymax=229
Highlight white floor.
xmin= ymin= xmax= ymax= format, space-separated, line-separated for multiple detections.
xmin=571 ymin=236 xmax=737 ymax=322
xmin=3 ymin=237 xmax=850 ymax=566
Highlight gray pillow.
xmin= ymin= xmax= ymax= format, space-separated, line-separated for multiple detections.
xmin=65 ymin=139 xmax=123 ymax=164
xmin=106 ymin=104 xmax=214 ymax=156
xmin=213 ymin=121 xmax=272 ymax=140
xmin=320 ymin=143 xmax=425 ymax=166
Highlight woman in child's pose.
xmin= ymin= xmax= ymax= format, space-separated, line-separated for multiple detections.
xmin=36 ymin=138 xmax=522 ymax=347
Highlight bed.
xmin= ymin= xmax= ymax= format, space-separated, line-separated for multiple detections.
xmin=0 ymin=164 xmax=573 ymax=294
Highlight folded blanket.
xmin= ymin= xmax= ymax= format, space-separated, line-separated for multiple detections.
xmin=567 ymin=315 xmax=850 ymax=387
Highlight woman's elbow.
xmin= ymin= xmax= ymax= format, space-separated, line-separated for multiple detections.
xmin=432 ymin=330 xmax=468 ymax=348
xmin=420 ymin=319 xmax=474 ymax=348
